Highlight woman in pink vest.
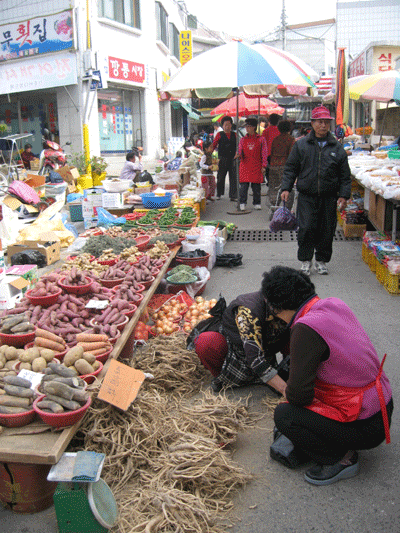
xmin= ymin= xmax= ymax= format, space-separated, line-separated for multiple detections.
xmin=261 ymin=266 xmax=393 ymax=486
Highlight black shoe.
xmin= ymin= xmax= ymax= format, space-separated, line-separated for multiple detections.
xmin=304 ymin=452 xmax=359 ymax=486
xmin=210 ymin=378 xmax=223 ymax=393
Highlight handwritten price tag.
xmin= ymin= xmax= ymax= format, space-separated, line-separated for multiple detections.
xmin=17 ymin=369 xmax=44 ymax=390
xmin=85 ymin=299 xmax=109 ymax=309
xmin=98 ymin=359 xmax=145 ymax=410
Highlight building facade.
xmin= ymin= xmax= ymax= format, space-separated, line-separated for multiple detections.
xmin=0 ymin=0 xmax=202 ymax=161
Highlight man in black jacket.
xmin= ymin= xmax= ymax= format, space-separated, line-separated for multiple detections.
xmin=212 ymin=116 xmax=237 ymax=200
xmin=281 ymin=106 xmax=351 ymax=275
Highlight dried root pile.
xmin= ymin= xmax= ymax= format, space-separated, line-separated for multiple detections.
xmin=74 ymin=334 xmax=258 ymax=533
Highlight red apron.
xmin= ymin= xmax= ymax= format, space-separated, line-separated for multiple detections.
xmin=294 ymin=297 xmax=391 ymax=444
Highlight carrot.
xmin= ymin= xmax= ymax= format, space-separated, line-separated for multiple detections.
xmin=34 ymin=337 xmax=66 ymax=352
xmin=76 ymin=333 xmax=109 ymax=343
xmin=35 ymin=328 xmax=65 ymax=345
xmin=85 ymin=346 xmax=112 ymax=356
xmin=77 ymin=341 xmax=108 ymax=352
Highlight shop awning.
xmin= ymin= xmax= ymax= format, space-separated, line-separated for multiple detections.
xmin=170 ymin=100 xmax=202 ymax=120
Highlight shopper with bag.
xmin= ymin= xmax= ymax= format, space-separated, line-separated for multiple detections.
xmin=212 ymin=116 xmax=237 ymax=201
xmin=262 ymin=266 xmax=393 ymax=486
xmin=280 ymin=105 xmax=351 ymax=275
xmin=187 ymin=282 xmax=290 ymax=394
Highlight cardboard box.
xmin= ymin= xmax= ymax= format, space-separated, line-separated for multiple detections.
xmin=6 ymin=264 xmax=38 ymax=286
xmin=30 ymin=159 xmax=41 ymax=171
xmin=0 ymin=276 xmax=30 ymax=309
xmin=102 ymin=192 xmax=124 ymax=209
xmin=54 ymin=165 xmax=80 ymax=185
xmin=218 ymin=227 xmax=228 ymax=241
xmin=7 ymin=238 xmax=61 ymax=266
xmin=84 ymin=188 xmax=103 ymax=207
xmin=84 ymin=217 xmax=99 ymax=229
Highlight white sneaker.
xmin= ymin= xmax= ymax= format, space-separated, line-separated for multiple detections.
xmin=240 ymin=204 xmax=246 ymax=211
xmin=254 ymin=204 xmax=262 ymax=210
xmin=315 ymin=261 xmax=328 ymax=275
xmin=216 ymin=196 xmax=221 ymax=200
xmin=300 ymin=261 xmax=312 ymax=276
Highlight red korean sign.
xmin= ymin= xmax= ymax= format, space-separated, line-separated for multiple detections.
xmin=108 ymin=56 xmax=145 ymax=84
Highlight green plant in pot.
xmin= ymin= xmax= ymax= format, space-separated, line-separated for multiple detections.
xmin=67 ymin=152 xmax=88 ymax=175
xmin=90 ymin=155 xmax=108 ymax=175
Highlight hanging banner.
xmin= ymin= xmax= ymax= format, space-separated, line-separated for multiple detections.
xmin=108 ymin=56 xmax=145 ymax=85
xmin=0 ymin=10 xmax=74 ymax=62
xmin=0 ymin=52 xmax=77 ymax=94
xmin=179 ymin=31 xmax=192 ymax=66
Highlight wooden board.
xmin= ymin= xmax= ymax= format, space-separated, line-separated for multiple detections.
xmin=0 ymin=248 xmax=178 ymax=464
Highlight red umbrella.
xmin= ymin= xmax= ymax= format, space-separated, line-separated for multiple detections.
xmin=210 ymin=92 xmax=284 ymax=118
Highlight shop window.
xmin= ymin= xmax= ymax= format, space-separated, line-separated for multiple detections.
xmin=169 ymin=23 xmax=179 ymax=60
xmin=99 ymin=0 xmax=141 ymax=29
xmin=156 ymin=2 xmax=168 ymax=48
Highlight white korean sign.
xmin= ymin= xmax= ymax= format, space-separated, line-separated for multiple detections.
xmin=0 ymin=52 xmax=77 ymax=94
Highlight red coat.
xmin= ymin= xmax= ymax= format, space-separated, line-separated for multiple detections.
xmin=237 ymin=134 xmax=268 ymax=183
xmin=262 ymin=124 xmax=280 ymax=157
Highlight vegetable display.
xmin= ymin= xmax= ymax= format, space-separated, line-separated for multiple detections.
xmin=0 ymin=314 xmax=34 ymax=334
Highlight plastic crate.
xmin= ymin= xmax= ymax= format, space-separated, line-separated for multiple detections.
xmin=69 ymin=202 xmax=83 ymax=222
xmin=384 ymin=271 xmax=400 ymax=295
xmin=388 ymin=149 xmax=400 ymax=159
xmin=140 ymin=192 xmax=173 ymax=209
xmin=368 ymin=252 xmax=377 ymax=272
xmin=375 ymin=261 xmax=386 ymax=284
xmin=361 ymin=242 xmax=369 ymax=264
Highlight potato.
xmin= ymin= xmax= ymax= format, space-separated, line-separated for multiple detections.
xmin=27 ymin=346 xmax=41 ymax=359
xmin=92 ymin=361 xmax=101 ymax=371
xmin=19 ymin=347 xmax=40 ymax=363
xmin=83 ymin=352 xmax=96 ymax=365
xmin=19 ymin=362 xmax=32 ymax=371
xmin=74 ymin=359 xmax=94 ymax=376
xmin=32 ymin=357 xmax=47 ymax=373
xmin=39 ymin=349 xmax=56 ymax=362
xmin=4 ymin=346 xmax=18 ymax=361
xmin=4 ymin=360 xmax=17 ymax=371
xmin=63 ymin=346 xmax=84 ymax=367
xmin=0 ymin=345 xmax=7 ymax=355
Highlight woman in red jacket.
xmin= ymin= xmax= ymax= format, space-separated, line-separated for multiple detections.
xmin=237 ymin=117 xmax=268 ymax=211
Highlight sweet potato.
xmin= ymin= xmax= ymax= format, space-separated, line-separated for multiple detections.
xmin=37 ymin=400 xmax=64 ymax=413
xmin=0 ymin=405 xmax=30 ymax=414
xmin=45 ymin=393 xmax=81 ymax=411
xmin=35 ymin=328 xmax=65 ymax=345
xmin=4 ymin=384 xmax=34 ymax=398
xmin=76 ymin=333 xmax=109 ymax=343
xmin=77 ymin=342 xmax=108 ymax=352
xmin=0 ymin=395 xmax=31 ymax=407
xmin=34 ymin=337 xmax=66 ymax=352
xmin=3 ymin=375 xmax=31 ymax=388
xmin=48 ymin=362 xmax=78 ymax=378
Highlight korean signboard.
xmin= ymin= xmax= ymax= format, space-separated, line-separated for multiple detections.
xmin=179 ymin=31 xmax=192 ymax=66
xmin=349 ymin=52 xmax=366 ymax=78
xmin=108 ymin=57 xmax=145 ymax=84
xmin=0 ymin=52 xmax=77 ymax=94
xmin=0 ymin=10 xmax=73 ymax=62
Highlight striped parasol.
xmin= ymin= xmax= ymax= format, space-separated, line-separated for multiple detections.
xmin=335 ymin=48 xmax=349 ymax=135
xmin=348 ymin=69 xmax=400 ymax=105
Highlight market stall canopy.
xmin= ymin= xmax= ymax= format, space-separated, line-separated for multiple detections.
xmin=161 ymin=41 xmax=316 ymax=99
xmin=348 ymin=70 xmax=400 ymax=105
xmin=210 ymin=93 xmax=284 ymax=117
xmin=170 ymin=100 xmax=202 ymax=120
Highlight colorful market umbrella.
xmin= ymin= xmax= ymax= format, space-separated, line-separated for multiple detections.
xmin=161 ymin=41 xmax=316 ymax=99
xmin=335 ymin=47 xmax=349 ymax=136
xmin=210 ymin=93 xmax=284 ymax=117
xmin=349 ymin=69 xmax=400 ymax=105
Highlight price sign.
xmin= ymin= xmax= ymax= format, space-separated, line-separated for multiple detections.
xmin=85 ymin=299 xmax=109 ymax=309
xmin=98 ymin=359 xmax=145 ymax=410
xmin=17 ymin=369 xmax=44 ymax=390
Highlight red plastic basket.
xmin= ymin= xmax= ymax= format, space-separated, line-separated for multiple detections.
xmin=95 ymin=347 xmax=113 ymax=364
xmin=121 ymin=304 xmax=138 ymax=318
xmin=79 ymin=361 xmax=103 ymax=384
xmin=141 ymin=276 xmax=155 ymax=290
xmin=0 ymin=327 xmax=36 ymax=348
xmin=96 ymin=257 xmax=119 ymax=266
xmin=135 ymin=235 xmax=151 ymax=250
xmin=0 ymin=405 xmax=37 ymax=428
xmin=58 ymin=277 xmax=94 ymax=295
xmin=148 ymin=290 xmax=194 ymax=314
xmin=100 ymin=277 xmax=125 ymax=288
xmin=175 ymin=254 xmax=210 ymax=269
xmin=26 ymin=288 xmax=62 ymax=307
xmin=33 ymin=396 xmax=92 ymax=428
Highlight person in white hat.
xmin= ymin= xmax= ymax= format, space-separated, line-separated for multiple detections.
xmin=281 ymin=106 xmax=351 ymax=275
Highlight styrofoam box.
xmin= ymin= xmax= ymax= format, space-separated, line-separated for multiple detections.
xmin=102 ymin=192 xmax=124 ymax=209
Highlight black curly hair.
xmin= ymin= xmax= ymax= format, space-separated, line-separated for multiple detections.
xmin=261 ymin=266 xmax=316 ymax=312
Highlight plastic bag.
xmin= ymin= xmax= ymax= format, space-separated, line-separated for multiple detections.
xmin=270 ymin=428 xmax=309 ymax=469
xmin=269 ymin=202 xmax=298 ymax=232
xmin=186 ymin=295 xmax=226 ymax=350
xmin=10 ymin=250 xmax=47 ymax=268
xmin=183 ymin=267 xmax=211 ymax=299
xmin=67 ymin=237 xmax=87 ymax=254
xmin=97 ymin=207 xmax=126 ymax=227
xmin=8 ymin=180 xmax=40 ymax=205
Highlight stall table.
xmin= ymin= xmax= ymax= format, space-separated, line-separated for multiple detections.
xmin=0 ymin=249 xmax=178 ymax=465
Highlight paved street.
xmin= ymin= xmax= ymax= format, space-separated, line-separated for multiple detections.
xmin=1 ymin=192 xmax=399 ymax=532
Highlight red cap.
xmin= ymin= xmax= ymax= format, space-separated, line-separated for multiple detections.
xmin=311 ymin=106 xmax=334 ymax=120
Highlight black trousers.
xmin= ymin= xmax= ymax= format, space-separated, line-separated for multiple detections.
xmin=216 ymin=157 xmax=237 ymax=199
xmin=296 ymin=194 xmax=337 ymax=263
xmin=274 ymin=398 xmax=393 ymax=465
xmin=239 ymin=182 xmax=261 ymax=206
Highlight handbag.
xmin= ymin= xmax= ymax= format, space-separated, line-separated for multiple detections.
xmin=269 ymin=201 xmax=298 ymax=232
xmin=8 ymin=180 xmax=41 ymax=205
xmin=270 ymin=427 xmax=309 ymax=469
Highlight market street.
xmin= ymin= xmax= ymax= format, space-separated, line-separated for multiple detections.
xmin=1 ymin=193 xmax=399 ymax=533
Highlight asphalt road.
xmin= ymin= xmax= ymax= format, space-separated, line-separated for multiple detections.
xmin=1 ymin=191 xmax=399 ymax=532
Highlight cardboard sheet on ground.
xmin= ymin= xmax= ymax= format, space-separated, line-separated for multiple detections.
xmin=98 ymin=359 xmax=145 ymax=410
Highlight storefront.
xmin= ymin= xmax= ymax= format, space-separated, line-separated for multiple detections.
xmin=97 ymin=55 xmax=147 ymax=155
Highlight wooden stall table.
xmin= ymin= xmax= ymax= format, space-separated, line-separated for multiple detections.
xmin=0 ymin=248 xmax=178 ymax=465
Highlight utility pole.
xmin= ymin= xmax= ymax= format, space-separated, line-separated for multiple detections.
xmin=281 ymin=0 xmax=287 ymax=50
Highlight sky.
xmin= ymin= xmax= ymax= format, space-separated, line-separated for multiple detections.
xmin=183 ymin=0 xmax=338 ymax=41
